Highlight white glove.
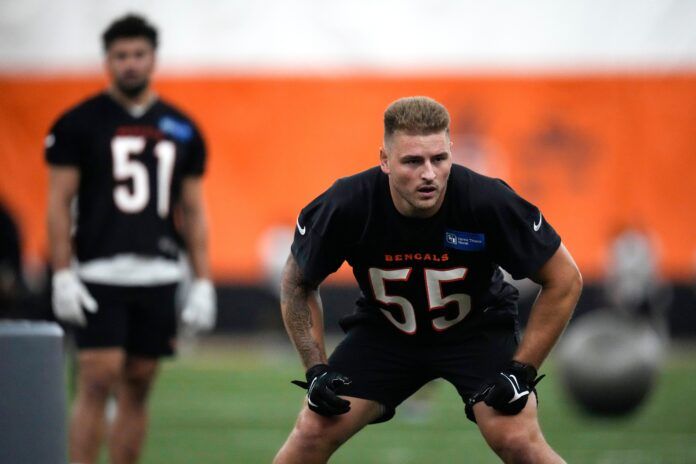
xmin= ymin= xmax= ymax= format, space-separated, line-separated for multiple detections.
xmin=52 ymin=269 xmax=98 ymax=326
xmin=182 ymin=279 xmax=217 ymax=332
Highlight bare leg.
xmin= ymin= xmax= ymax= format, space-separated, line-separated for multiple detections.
xmin=69 ymin=349 xmax=124 ymax=464
xmin=274 ymin=396 xmax=383 ymax=464
xmin=474 ymin=393 xmax=565 ymax=464
xmin=108 ymin=356 xmax=160 ymax=464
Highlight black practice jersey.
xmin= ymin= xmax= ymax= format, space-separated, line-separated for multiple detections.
xmin=46 ymin=93 xmax=206 ymax=263
xmin=292 ymin=165 xmax=561 ymax=343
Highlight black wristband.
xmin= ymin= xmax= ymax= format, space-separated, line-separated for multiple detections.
xmin=509 ymin=360 xmax=538 ymax=384
xmin=305 ymin=364 xmax=330 ymax=382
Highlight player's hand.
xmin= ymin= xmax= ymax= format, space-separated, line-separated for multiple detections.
xmin=292 ymin=364 xmax=352 ymax=417
xmin=182 ymin=279 xmax=217 ymax=332
xmin=52 ymin=269 xmax=98 ymax=326
xmin=472 ymin=361 xmax=545 ymax=415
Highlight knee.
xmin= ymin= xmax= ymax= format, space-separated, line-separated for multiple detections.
xmin=80 ymin=368 xmax=120 ymax=401
xmin=291 ymin=411 xmax=347 ymax=454
xmin=121 ymin=369 xmax=157 ymax=405
xmin=489 ymin=431 xmax=542 ymax=464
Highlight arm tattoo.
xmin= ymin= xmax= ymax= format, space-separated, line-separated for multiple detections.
xmin=280 ymin=256 xmax=325 ymax=368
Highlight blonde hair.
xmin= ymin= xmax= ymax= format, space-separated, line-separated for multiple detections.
xmin=384 ymin=96 xmax=450 ymax=140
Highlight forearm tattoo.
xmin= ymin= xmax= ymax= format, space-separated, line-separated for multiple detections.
xmin=281 ymin=257 xmax=324 ymax=367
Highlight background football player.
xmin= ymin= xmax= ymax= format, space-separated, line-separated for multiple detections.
xmin=46 ymin=14 xmax=216 ymax=464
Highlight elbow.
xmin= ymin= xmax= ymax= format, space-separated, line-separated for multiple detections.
xmin=280 ymin=257 xmax=299 ymax=291
xmin=555 ymin=264 xmax=583 ymax=315
xmin=565 ymin=267 xmax=583 ymax=318
xmin=280 ymin=255 xmax=315 ymax=299
xmin=573 ymin=267 xmax=583 ymax=296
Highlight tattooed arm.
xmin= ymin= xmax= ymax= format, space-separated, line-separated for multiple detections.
xmin=280 ymin=254 xmax=327 ymax=369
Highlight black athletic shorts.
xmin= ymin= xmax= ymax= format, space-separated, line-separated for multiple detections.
xmin=328 ymin=323 xmax=519 ymax=423
xmin=74 ymin=282 xmax=178 ymax=357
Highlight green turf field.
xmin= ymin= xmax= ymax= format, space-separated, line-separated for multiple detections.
xmin=89 ymin=337 xmax=696 ymax=463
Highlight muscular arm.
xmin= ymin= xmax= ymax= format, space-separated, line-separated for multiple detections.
xmin=513 ymin=243 xmax=583 ymax=369
xmin=280 ymin=254 xmax=327 ymax=369
xmin=179 ymin=177 xmax=210 ymax=279
xmin=47 ymin=166 xmax=80 ymax=271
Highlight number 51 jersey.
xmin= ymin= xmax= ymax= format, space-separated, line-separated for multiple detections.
xmin=46 ymin=93 xmax=206 ymax=264
xmin=292 ymin=165 xmax=561 ymax=343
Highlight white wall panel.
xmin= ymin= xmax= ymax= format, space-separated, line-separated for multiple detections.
xmin=1 ymin=0 xmax=695 ymax=73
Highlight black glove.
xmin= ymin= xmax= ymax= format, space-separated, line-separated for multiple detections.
xmin=470 ymin=361 xmax=545 ymax=417
xmin=291 ymin=364 xmax=352 ymax=417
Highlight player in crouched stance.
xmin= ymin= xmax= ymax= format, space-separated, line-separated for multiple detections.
xmin=274 ymin=96 xmax=582 ymax=463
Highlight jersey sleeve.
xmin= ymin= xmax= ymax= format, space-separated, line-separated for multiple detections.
xmin=476 ymin=179 xmax=561 ymax=280
xmin=45 ymin=113 xmax=84 ymax=167
xmin=290 ymin=182 xmax=349 ymax=286
xmin=182 ymin=124 xmax=207 ymax=176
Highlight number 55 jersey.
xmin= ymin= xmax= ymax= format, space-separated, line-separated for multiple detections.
xmin=292 ymin=165 xmax=561 ymax=343
xmin=46 ymin=93 xmax=205 ymax=284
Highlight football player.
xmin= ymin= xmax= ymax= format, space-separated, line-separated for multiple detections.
xmin=274 ymin=97 xmax=582 ymax=463
xmin=46 ymin=14 xmax=215 ymax=464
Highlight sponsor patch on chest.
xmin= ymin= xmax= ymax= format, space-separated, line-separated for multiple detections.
xmin=159 ymin=116 xmax=193 ymax=142
xmin=444 ymin=229 xmax=486 ymax=251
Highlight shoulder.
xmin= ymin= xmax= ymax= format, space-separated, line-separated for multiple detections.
xmin=448 ymin=165 xmax=533 ymax=232
xmin=332 ymin=166 xmax=381 ymax=198
xmin=324 ymin=166 xmax=381 ymax=214
xmin=156 ymin=99 xmax=201 ymax=128
xmin=157 ymin=98 xmax=193 ymax=119
xmin=155 ymin=99 xmax=204 ymax=142
xmin=452 ymin=164 xmax=517 ymax=208
xmin=50 ymin=93 xmax=108 ymax=130
xmin=451 ymin=163 xmax=508 ymax=192
xmin=299 ymin=166 xmax=380 ymax=234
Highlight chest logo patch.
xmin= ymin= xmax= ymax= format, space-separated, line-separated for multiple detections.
xmin=444 ymin=229 xmax=486 ymax=251
xmin=159 ymin=116 xmax=193 ymax=142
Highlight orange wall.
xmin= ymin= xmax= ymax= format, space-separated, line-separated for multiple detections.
xmin=1 ymin=74 xmax=694 ymax=281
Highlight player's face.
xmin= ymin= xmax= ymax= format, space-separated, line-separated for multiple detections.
xmin=105 ymin=38 xmax=155 ymax=98
xmin=380 ymin=130 xmax=453 ymax=218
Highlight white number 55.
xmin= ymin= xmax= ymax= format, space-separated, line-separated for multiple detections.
xmin=369 ymin=267 xmax=471 ymax=335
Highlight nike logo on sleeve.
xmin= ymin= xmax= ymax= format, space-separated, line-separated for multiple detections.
xmin=533 ymin=212 xmax=543 ymax=232
xmin=296 ymin=216 xmax=307 ymax=235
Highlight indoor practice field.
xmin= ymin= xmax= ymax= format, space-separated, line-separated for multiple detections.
xmin=2 ymin=3 xmax=695 ymax=464
xmin=77 ymin=336 xmax=696 ymax=464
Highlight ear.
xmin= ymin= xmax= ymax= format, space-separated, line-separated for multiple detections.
xmin=379 ymin=147 xmax=390 ymax=174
